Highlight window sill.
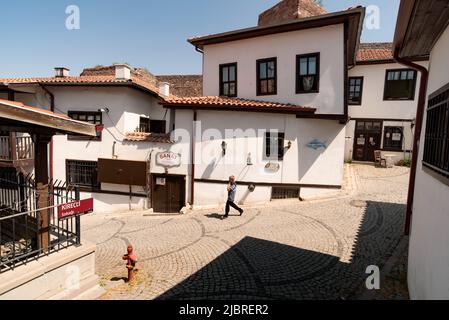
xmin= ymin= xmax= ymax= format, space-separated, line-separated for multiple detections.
xmin=382 ymin=148 xmax=404 ymax=152
xmin=296 ymin=90 xmax=319 ymax=94
xmin=77 ymin=186 xmax=101 ymax=193
xmin=422 ymin=163 xmax=449 ymax=188
xmin=257 ymin=92 xmax=277 ymax=97
xmin=383 ymin=97 xmax=415 ymax=101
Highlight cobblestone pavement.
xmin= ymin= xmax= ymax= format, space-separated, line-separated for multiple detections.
xmin=82 ymin=164 xmax=410 ymax=300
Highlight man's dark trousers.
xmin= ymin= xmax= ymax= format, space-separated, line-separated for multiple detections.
xmin=225 ymin=200 xmax=243 ymax=217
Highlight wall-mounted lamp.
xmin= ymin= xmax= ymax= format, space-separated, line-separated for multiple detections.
xmin=98 ymin=107 xmax=110 ymax=114
xmin=247 ymin=153 xmax=253 ymax=166
xmin=221 ymin=141 xmax=227 ymax=155
xmin=286 ymin=140 xmax=292 ymax=149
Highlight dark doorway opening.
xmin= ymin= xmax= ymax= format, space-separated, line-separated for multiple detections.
xmin=353 ymin=120 xmax=383 ymax=162
xmin=152 ymin=174 xmax=186 ymax=213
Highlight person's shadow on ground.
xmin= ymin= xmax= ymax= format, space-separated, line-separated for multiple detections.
xmin=205 ymin=213 xmax=223 ymax=220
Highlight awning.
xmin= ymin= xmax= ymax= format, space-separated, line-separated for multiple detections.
xmin=0 ymin=99 xmax=97 ymax=137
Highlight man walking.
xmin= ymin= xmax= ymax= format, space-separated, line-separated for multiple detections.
xmin=224 ymin=175 xmax=244 ymax=219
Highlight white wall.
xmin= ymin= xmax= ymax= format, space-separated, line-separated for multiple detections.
xmin=203 ymin=24 xmax=345 ymax=115
xmin=408 ymin=25 xmax=449 ymax=300
xmin=349 ymin=61 xmax=428 ymax=119
xmin=344 ymin=61 xmax=428 ymax=162
xmin=31 ymin=86 xmax=185 ymax=213
xmin=175 ymin=109 xmax=345 ymax=206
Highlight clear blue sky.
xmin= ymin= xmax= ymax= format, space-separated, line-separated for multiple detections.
xmin=0 ymin=0 xmax=399 ymax=78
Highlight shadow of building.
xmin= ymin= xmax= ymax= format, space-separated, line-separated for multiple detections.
xmin=156 ymin=201 xmax=406 ymax=300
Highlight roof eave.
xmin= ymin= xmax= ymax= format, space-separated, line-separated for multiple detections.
xmin=161 ymin=103 xmax=316 ymax=115
xmin=40 ymin=81 xmax=160 ymax=98
xmin=393 ymin=0 xmax=417 ymax=58
xmin=393 ymin=0 xmax=449 ymax=59
xmin=1 ymin=79 xmax=160 ymax=98
xmin=355 ymin=56 xmax=429 ymax=65
xmin=0 ymin=100 xmax=97 ymax=136
xmin=189 ymin=7 xmax=366 ymax=57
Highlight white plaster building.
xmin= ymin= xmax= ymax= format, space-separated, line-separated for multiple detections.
xmin=1 ymin=0 xmax=434 ymax=215
xmin=162 ymin=6 xmax=366 ymax=207
xmin=393 ymin=0 xmax=449 ymax=300
xmin=0 ymin=64 xmax=185 ymax=213
xmin=346 ymin=43 xmax=428 ymax=163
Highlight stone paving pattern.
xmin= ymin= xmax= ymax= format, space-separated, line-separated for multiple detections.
xmin=82 ymin=164 xmax=410 ymax=300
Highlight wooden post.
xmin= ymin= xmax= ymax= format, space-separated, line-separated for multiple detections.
xmin=10 ymin=132 xmax=17 ymax=161
xmin=34 ymin=134 xmax=52 ymax=252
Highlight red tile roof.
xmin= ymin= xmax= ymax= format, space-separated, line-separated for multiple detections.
xmin=162 ymin=96 xmax=315 ymax=114
xmin=0 ymin=74 xmax=161 ymax=97
xmin=124 ymin=132 xmax=175 ymax=144
xmin=357 ymin=43 xmax=394 ymax=63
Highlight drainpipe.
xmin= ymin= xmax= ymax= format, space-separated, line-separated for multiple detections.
xmin=190 ymin=110 xmax=197 ymax=207
xmin=39 ymin=84 xmax=55 ymax=184
xmin=191 ymin=46 xmax=203 ymax=205
xmin=194 ymin=46 xmax=204 ymax=54
xmin=393 ymin=49 xmax=429 ymax=236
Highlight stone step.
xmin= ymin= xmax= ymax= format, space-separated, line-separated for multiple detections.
xmin=48 ymin=274 xmax=105 ymax=300
xmin=73 ymin=283 xmax=106 ymax=300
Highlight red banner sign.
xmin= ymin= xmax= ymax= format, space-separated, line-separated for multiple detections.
xmin=58 ymin=198 xmax=94 ymax=220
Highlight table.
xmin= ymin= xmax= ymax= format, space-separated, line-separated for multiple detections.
xmin=383 ymin=154 xmax=396 ymax=168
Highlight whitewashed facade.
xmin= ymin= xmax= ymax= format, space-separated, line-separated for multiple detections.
xmin=165 ymin=8 xmax=365 ymax=207
xmin=0 ymin=65 xmax=183 ymax=213
xmin=406 ymin=23 xmax=449 ymax=300
xmin=392 ymin=0 xmax=449 ymax=300
xmin=346 ymin=60 xmax=428 ymax=163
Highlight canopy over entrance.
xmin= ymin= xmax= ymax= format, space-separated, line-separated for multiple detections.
xmin=0 ymin=99 xmax=97 ymax=254
xmin=0 ymin=99 xmax=97 ymax=136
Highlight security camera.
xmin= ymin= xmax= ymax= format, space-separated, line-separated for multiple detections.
xmin=98 ymin=107 xmax=110 ymax=113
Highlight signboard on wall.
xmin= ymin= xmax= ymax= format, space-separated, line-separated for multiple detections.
xmin=156 ymin=152 xmax=181 ymax=168
xmin=58 ymin=198 xmax=94 ymax=220
xmin=357 ymin=137 xmax=365 ymax=146
xmin=265 ymin=162 xmax=280 ymax=172
xmin=392 ymin=133 xmax=402 ymax=141
xmin=98 ymin=158 xmax=147 ymax=186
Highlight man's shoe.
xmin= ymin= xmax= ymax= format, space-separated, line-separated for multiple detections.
xmin=222 ymin=215 xmax=228 ymax=219
xmin=239 ymin=209 xmax=244 ymax=216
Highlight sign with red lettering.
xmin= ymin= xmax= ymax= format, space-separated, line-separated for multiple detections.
xmin=156 ymin=152 xmax=181 ymax=168
xmin=58 ymin=198 xmax=94 ymax=220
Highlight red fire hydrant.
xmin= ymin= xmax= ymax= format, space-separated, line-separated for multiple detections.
xmin=122 ymin=245 xmax=137 ymax=283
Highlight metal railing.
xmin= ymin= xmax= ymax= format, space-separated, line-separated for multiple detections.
xmin=16 ymin=137 xmax=34 ymax=160
xmin=0 ymin=170 xmax=80 ymax=273
xmin=0 ymin=136 xmax=34 ymax=161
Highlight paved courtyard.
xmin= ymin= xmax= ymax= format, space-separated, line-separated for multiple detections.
xmin=82 ymin=164 xmax=410 ymax=300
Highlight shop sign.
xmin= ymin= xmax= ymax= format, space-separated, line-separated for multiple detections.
xmin=156 ymin=152 xmax=181 ymax=168
xmin=58 ymin=198 xmax=94 ymax=220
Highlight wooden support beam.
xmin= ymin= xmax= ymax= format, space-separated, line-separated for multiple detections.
xmin=34 ymin=134 xmax=52 ymax=253
xmin=9 ymin=132 xmax=17 ymax=161
xmin=7 ymin=90 xmax=15 ymax=101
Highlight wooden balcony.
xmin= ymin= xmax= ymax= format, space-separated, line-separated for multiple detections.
xmin=0 ymin=134 xmax=34 ymax=172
